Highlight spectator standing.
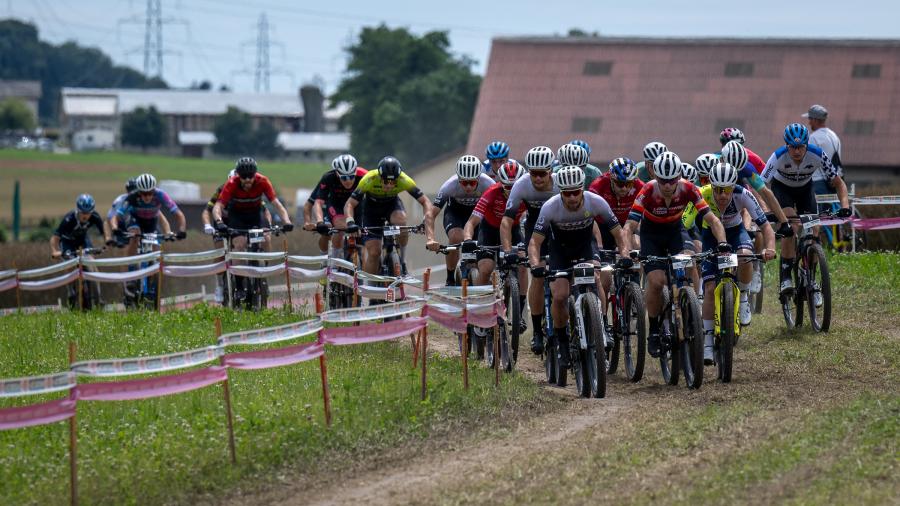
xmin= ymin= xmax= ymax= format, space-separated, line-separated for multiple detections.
xmin=803 ymin=104 xmax=844 ymax=211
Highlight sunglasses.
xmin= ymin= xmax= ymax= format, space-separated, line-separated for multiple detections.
xmin=240 ymin=176 xmax=255 ymax=182
xmin=713 ymin=186 xmax=734 ymax=195
xmin=339 ymin=175 xmax=356 ymax=181
xmin=561 ymin=189 xmax=582 ymax=197
xmin=530 ymin=170 xmax=550 ymax=178
xmin=459 ymin=179 xmax=478 ymax=188
xmin=657 ymin=178 xmax=679 ymax=186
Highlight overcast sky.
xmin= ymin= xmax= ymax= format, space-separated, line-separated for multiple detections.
xmin=8 ymin=0 xmax=899 ymax=94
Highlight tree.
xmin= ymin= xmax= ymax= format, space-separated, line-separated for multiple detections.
xmin=252 ymin=120 xmax=282 ymax=159
xmin=121 ymin=106 xmax=166 ymax=150
xmin=213 ymin=106 xmax=253 ymax=156
xmin=0 ymin=98 xmax=36 ymax=132
xmin=331 ymin=25 xmax=481 ymax=168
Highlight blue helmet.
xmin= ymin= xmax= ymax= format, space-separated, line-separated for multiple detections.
xmin=485 ymin=141 xmax=510 ymax=160
xmin=75 ymin=194 xmax=95 ymax=213
xmin=569 ymin=139 xmax=592 ymax=156
xmin=783 ymin=123 xmax=809 ymax=147
xmin=608 ymin=157 xmax=637 ymax=182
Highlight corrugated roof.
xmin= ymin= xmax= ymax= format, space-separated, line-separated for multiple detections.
xmin=0 ymin=80 xmax=41 ymax=98
xmin=62 ymin=95 xmax=117 ymax=116
xmin=177 ymin=131 xmax=216 ymax=146
xmin=277 ymin=132 xmax=350 ymax=151
xmin=61 ymin=87 xmax=303 ymax=117
xmin=467 ymin=37 xmax=900 ymax=167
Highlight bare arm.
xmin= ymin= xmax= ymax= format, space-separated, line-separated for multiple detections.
xmin=212 ymin=202 xmax=225 ymax=223
xmin=758 ymin=186 xmax=788 ymax=224
xmin=528 ymin=232 xmax=546 ymax=267
xmin=500 ymin=216 xmax=514 ymax=252
xmin=702 ymin=212 xmax=727 ymax=243
xmin=463 ymin=214 xmax=482 ymax=241
xmin=271 ymin=198 xmax=292 ymax=225
xmin=172 ymin=210 xmax=187 ymax=233
xmin=831 ymin=175 xmax=850 ymax=209
xmin=50 ymin=235 xmax=62 ymax=258
xmin=417 ymin=195 xmax=435 ymax=241
xmin=312 ymin=199 xmax=325 ymax=224
xmin=344 ymin=196 xmax=359 ymax=221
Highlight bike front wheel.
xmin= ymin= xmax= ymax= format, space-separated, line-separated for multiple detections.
xmin=502 ymin=275 xmax=520 ymax=371
xmin=717 ymin=279 xmax=737 ymax=383
xmin=805 ymin=243 xmax=832 ymax=332
xmin=583 ymin=293 xmax=607 ymax=399
xmin=659 ymin=288 xmax=680 ymax=386
xmin=622 ymin=282 xmax=646 ymax=383
xmin=679 ymin=286 xmax=704 ymax=390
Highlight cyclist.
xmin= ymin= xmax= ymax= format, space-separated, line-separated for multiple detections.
xmin=683 ymin=163 xmax=777 ymax=363
xmin=719 ymin=127 xmax=766 ymax=174
xmin=762 ymin=123 xmax=851 ymax=296
xmin=425 ymin=155 xmax=494 ymax=286
xmin=721 ymin=140 xmax=791 ymax=236
xmin=463 ymin=160 xmax=528 ymax=326
xmin=104 ymin=178 xmax=171 ymax=247
xmin=559 ymin=141 xmax=602 ymax=187
xmin=483 ymin=141 xmax=510 ymax=180
xmin=111 ymin=173 xmax=187 ymax=256
xmin=681 ymin=162 xmax=703 ymax=279
xmin=528 ymin=166 xmax=629 ymax=368
xmin=624 ymin=151 xmax=727 ymax=359
xmin=636 ymin=141 xmax=667 ymax=183
xmin=51 ymin=194 xmax=111 ymax=259
xmin=311 ymin=154 xmax=368 ymax=256
xmin=303 ymin=190 xmax=329 ymax=254
xmin=212 ymin=157 xmax=294 ymax=251
xmin=695 ymin=154 xmax=718 ymax=187
xmin=345 ymin=156 xmax=433 ymax=276
xmin=501 ymin=145 xmax=559 ymax=355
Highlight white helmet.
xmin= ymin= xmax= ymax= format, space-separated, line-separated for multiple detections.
xmin=228 ymin=169 xmax=237 ymax=179
xmin=497 ymin=159 xmax=525 ymax=186
xmin=455 ymin=155 xmax=482 ymax=181
xmin=694 ymin=153 xmax=718 ymax=177
xmin=721 ymin=140 xmax=748 ymax=171
xmin=557 ymin=143 xmax=589 ymax=166
xmin=709 ymin=162 xmax=738 ymax=187
xmin=135 ymin=173 xmax=157 ymax=192
xmin=555 ymin=165 xmax=585 ymax=191
xmin=331 ymin=154 xmax=358 ymax=177
xmin=681 ymin=163 xmax=698 ymax=184
xmin=643 ymin=141 xmax=668 ymax=161
xmin=525 ymin=146 xmax=555 ymax=170
xmin=653 ymin=152 xmax=682 ymax=180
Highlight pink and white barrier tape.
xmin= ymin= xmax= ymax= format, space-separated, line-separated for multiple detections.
xmin=0 ymin=397 xmax=76 ymax=431
xmin=321 ymin=298 xmax=425 ymax=323
xmin=71 ymin=346 xmax=223 ymax=377
xmin=1 ymin=371 xmax=76 ymax=398
xmin=217 ymin=318 xmax=324 ymax=347
xmin=80 ymin=251 xmax=160 ymax=268
xmin=288 ymin=254 xmax=329 ymax=266
xmin=18 ymin=269 xmax=80 ymax=291
xmin=222 ymin=342 xmax=324 ymax=370
xmin=82 ymin=263 xmax=160 ymax=283
xmin=227 ymin=263 xmax=286 ymax=279
xmin=320 ymin=317 xmax=427 ymax=345
xmin=288 ymin=266 xmax=327 ymax=282
xmin=0 ymin=269 xmax=16 ymax=280
xmin=17 ymin=258 xmax=78 ymax=280
xmin=426 ymin=290 xmax=496 ymax=309
xmin=326 ymin=257 xmax=356 ymax=271
xmin=76 ymin=366 xmax=228 ymax=402
xmin=0 ymin=277 xmax=17 ymax=293
xmin=163 ymin=261 xmax=227 ymax=278
xmin=163 ymin=249 xmax=226 ymax=263
xmin=818 ymin=216 xmax=900 ymax=230
xmin=227 ymin=251 xmax=286 ymax=262
xmin=327 ymin=271 xmax=355 ymax=289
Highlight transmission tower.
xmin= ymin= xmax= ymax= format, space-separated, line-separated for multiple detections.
xmin=232 ymin=12 xmax=294 ymax=93
xmin=119 ymin=0 xmax=187 ymax=79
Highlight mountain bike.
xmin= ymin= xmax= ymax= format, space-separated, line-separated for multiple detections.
xmin=778 ymin=213 xmax=832 ymax=332
xmin=437 ymin=243 xmax=483 ymax=360
xmin=61 ymin=247 xmax=104 ymax=311
xmin=220 ymin=226 xmax=285 ymax=311
xmin=639 ymin=254 xmax=704 ymax=389
xmin=600 ymin=250 xmax=647 ymax=382
xmin=323 ymin=227 xmax=363 ymax=310
xmin=123 ymin=231 xmax=175 ymax=310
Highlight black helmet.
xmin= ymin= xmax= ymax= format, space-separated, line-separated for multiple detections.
xmin=234 ymin=157 xmax=258 ymax=178
xmin=377 ymin=156 xmax=402 ymax=181
xmin=125 ymin=178 xmax=137 ymax=193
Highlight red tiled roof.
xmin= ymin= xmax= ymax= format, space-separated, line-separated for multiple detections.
xmin=467 ymin=37 xmax=900 ymax=166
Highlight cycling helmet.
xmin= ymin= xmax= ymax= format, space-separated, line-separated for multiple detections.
xmin=525 ymin=146 xmax=555 ymax=170
xmin=125 ymin=178 xmax=138 ymax=193
xmin=555 ymin=165 xmax=585 ymax=191
xmin=653 ymin=152 xmax=682 ymax=180
xmin=378 ymin=156 xmax=402 ymax=180
xmin=135 ymin=173 xmax=157 ymax=192
xmin=709 ymin=162 xmax=738 ymax=187
xmin=719 ymin=127 xmax=746 ymax=146
xmin=485 ymin=141 xmax=510 ymax=160
xmin=721 ymin=140 xmax=748 ymax=171
xmin=681 ymin=163 xmax=698 ymax=184
xmin=456 ymin=155 xmax=482 ymax=181
xmin=234 ymin=157 xmax=258 ymax=178
xmin=643 ymin=141 xmax=668 ymax=161
xmin=497 ymin=159 xmax=525 ymax=186
xmin=694 ymin=153 xmax=718 ymax=177
xmin=557 ymin=143 xmax=589 ymax=167
xmin=783 ymin=123 xmax=809 ymax=147
xmin=75 ymin=194 xmax=95 ymax=213
xmin=331 ymin=154 xmax=358 ymax=177
xmin=569 ymin=139 xmax=592 ymax=156
xmin=608 ymin=157 xmax=638 ymax=182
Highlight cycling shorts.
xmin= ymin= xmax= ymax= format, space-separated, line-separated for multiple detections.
xmin=681 ymin=227 xmax=699 ymax=253
xmin=772 ymin=179 xmax=817 ymax=216
xmin=640 ymin=221 xmax=688 ymax=274
xmin=127 ymin=217 xmax=158 ymax=235
xmin=478 ymin=222 xmax=521 ymax=261
xmin=443 ymin=206 xmax=474 ymax=234
xmin=361 ymin=197 xmax=405 ymax=242
xmin=549 ymin=239 xmax=597 ymax=272
xmin=700 ymin=224 xmax=754 ymax=283
xmin=227 ymin=210 xmax=267 ymax=231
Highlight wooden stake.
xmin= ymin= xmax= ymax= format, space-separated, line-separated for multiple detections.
xmin=77 ymin=248 xmax=83 ymax=311
xmin=283 ymin=236 xmax=293 ymax=311
xmin=420 ymin=269 xmax=431 ymax=401
xmin=68 ymin=341 xmax=78 ymax=506
xmin=314 ymin=291 xmax=332 ymax=426
xmin=156 ymin=244 xmax=164 ymax=314
xmin=493 ymin=271 xmax=500 ymax=387
xmin=12 ymin=261 xmax=21 ymax=311
xmin=216 ymin=318 xmax=237 ymax=463
xmin=462 ymin=279 xmax=469 ymax=391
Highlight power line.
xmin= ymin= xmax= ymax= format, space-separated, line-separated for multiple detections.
xmin=232 ymin=12 xmax=295 ymax=93
xmin=117 ymin=0 xmax=188 ymax=78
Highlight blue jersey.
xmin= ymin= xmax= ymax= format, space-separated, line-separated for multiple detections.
xmin=117 ymin=189 xmax=179 ymax=222
xmin=762 ymin=143 xmax=839 ymax=188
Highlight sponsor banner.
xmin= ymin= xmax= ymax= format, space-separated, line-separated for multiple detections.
xmin=320 ymin=317 xmax=426 ymax=346
xmin=288 ymin=266 xmax=327 ymax=282
xmin=82 ymin=263 xmax=160 ymax=283
xmin=0 ymin=277 xmax=17 ymax=293
xmin=163 ymin=261 xmax=227 ymax=278
xmin=218 ymin=318 xmax=323 ymax=346
xmin=0 ymin=305 xmax=62 ymax=316
xmin=0 ymin=398 xmax=76 ymax=431
xmin=228 ymin=263 xmax=286 ymax=279
xmin=17 ymin=258 xmax=79 ymax=280
xmin=222 ymin=342 xmax=324 ymax=370
xmin=287 ymin=254 xmax=329 ymax=266
xmin=71 ymin=346 xmax=224 ymax=377
xmin=76 ymin=366 xmax=228 ymax=401
xmin=321 ymin=298 xmax=425 ymax=323
xmin=0 ymin=372 xmax=76 ymax=398
xmin=163 ymin=249 xmax=226 ymax=263
xmin=18 ymin=269 xmax=79 ymax=291
xmin=226 ymin=251 xmax=286 ymax=262
xmin=80 ymin=251 xmax=160 ymax=268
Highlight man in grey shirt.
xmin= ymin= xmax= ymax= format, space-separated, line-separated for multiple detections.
xmin=803 ymin=104 xmax=844 ymax=212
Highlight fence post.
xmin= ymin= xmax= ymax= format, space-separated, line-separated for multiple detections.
xmin=420 ymin=269 xmax=430 ymax=401
xmin=68 ymin=341 xmax=78 ymax=506
xmin=315 ymin=292 xmax=332 ymax=426
xmin=216 ymin=318 xmax=237 ymax=463
xmin=283 ymin=238 xmax=293 ymax=311
xmin=493 ymin=271 xmax=500 ymax=387
xmin=850 ymin=183 xmax=857 ymax=253
xmin=462 ymin=279 xmax=469 ymax=391
xmin=12 ymin=261 xmax=21 ymax=312
xmin=77 ymin=248 xmax=84 ymax=311
xmin=156 ymin=245 xmax=164 ymax=314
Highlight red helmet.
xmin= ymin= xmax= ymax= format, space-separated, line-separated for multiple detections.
xmin=497 ymin=159 xmax=525 ymax=186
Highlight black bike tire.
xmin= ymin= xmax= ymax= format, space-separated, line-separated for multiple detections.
xmin=568 ymin=297 xmax=589 ymax=397
xmin=623 ymin=282 xmax=647 ymax=383
xmin=583 ymin=293 xmax=607 ymax=399
xmin=806 ymin=243 xmax=832 ymax=332
xmin=780 ymin=260 xmax=797 ymax=329
xmin=503 ymin=275 xmax=520 ymax=371
xmin=605 ymin=293 xmax=620 ymax=376
xmin=659 ymin=288 xmax=679 ymax=386
xmin=751 ymin=260 xmax=765 ymax=314
xmin=680 ymin=286 xmax=704 ymax=389
xmin=718 ymin=280 xmax=736 ymax=383
xmin=545 ymin=327 xmax=558 ymax=384
xmin=793 ymin=259 xmax=805 ymax=328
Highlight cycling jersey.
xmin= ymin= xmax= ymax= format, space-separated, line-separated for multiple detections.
xmin=351 ymin=170 xmax=424 ymax=204
xmin=682 ymin=185 xmax=767 ymax=230
xmin=433 ymin=174 xmax=494 ymax=212
xmin=472 ymin=182 xmax=525 ymax=228
xmin=746 ymin=147 xmax=765 ymax=174
xmin=533 ymin=192 xmax=618 ymax=241
xmin=629 ymin=180 xmax=709 ymax=225
xmin=217 ymin=174 xmax=277 ymax=215
xmin=314 ymin=167 xmax=368 ymax=214
xmin=588 ymin=173 xmax=644 ymax=225
xmin=712 ymin=153 xmax=767 ymax=191
xmin=107 ymin=193 xmax=130 ymax=220
xmin=636 ymin=161 xmax=652 ymax=183
xmin=504 ymin=176 xmax=559 ymax=223
xmin=117 ymin=189 xmax=179 ymax=222
xmin=55 ymin=210 xmax=103 ymax=249
xmin=582 ymin=163 xmax=603 ymax=187
xmin=762 ymin=144 xmax=839 ymax=188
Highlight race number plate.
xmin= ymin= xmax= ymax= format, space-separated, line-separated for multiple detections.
xmin=383 ymin=226 xmax=400 ymax=237
xmin=142 ymin=233 xmax=158 ymax=247
xmin=248 ymin=229 xmax=265 ymax=244
xmin=461 ymin=251 xmax=476 ymax=261
xmin=672 ymin=254 xmax=692 ymax=270
xmin=717 ymin=254 xmax=739 ymax=269
xmin=573 ymin=264 xmax=594 ymax=285
xmin=802 ymin=218 xmax=820 ymax=231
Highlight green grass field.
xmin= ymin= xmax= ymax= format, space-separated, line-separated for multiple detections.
xmin=0 ymin=149 xmax=329 ymax=222
xmin=0 ymin=306 xmax=541 ymax=505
